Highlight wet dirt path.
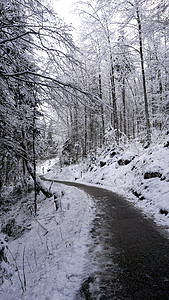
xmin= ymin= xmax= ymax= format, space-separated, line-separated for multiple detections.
xmin=42 ymin=179 xmax=169 ymax=299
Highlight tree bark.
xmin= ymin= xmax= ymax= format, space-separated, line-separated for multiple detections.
xmin=110 ymin=59 xmax=119 ymax=142
xmin=25 ymin=160 xmax=53 ymax=198
xmin=84 ymin=105 xmax=87 ymax=157
xmin=99 ymin=73 xmax=105 ymax=146
xmin=136 ymin=5 xmax=151 ymax=144
xmin=122 ymin=77 xmax=127 ymax=136
xmin=33 ymin=102 xmax=37 ymax=214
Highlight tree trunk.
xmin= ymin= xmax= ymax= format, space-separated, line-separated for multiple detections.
xmin=25 ymin=160 xmax=53 ymax=198
xmin=21 ymin=130 xmax=52 ymax=198
xmin=33 ymin=103 xmax=37 ymax=215
xmin=132 ymin=108 xmax=135 ymax=139
xmin=110 ymin=59 xmax=119 ymax=142
xmin=107 ymin=27 xmax=119 ymax=142
xmin=99 ymin=73 xmax=105 ymax=146
xmin=109 ymin=83 xmax=113 ymax=126
xmin=136 ymin=5 xmax=151 ymax=144
xmin=122 ymin=77 xmax=127 ymax=136
xmin=84 ymin=105 xmax=87 ymax=158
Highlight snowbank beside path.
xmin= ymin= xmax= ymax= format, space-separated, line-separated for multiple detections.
xmin=1 ymin=135 xmax=168 ymax=299
xmin=0 ymin=183 xmax=95 ymax=300
xmin=46 ymin=136 xmax=169 ymax=235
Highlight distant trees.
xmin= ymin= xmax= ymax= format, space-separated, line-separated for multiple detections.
xmin=72 ymin=0 xmax=168 ymax=151
xmin=0 ymin=0 xmax=168 ymax=193
xmin=39 ymin=119 xmax=59 ymax=160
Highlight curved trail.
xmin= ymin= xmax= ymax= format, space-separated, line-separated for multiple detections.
xmin=42 ymin=178 xmax=169 ymax=299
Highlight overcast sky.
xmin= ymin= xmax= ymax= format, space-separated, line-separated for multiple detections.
xmin=54 ymin=0 xmax=77 ymax=26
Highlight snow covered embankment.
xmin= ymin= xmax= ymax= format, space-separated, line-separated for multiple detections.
xmin=49 ymin=137 xmax=169 ymax=234
xmin=0 ymin=183 xmax=95 ymax=300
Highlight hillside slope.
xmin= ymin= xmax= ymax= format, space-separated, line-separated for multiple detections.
xmin=49 ymin=133 xmax=169 ymax=234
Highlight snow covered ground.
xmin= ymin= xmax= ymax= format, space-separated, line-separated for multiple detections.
xmin=0 ymin=182 xmax=95 ymax=299
xmin=1 ymin=133 xmax=169 ymax=299
xmin=45 ymin=133 xmax=169 ymax=235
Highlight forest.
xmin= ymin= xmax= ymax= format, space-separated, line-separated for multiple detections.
xmin=0 ymin=1 xmax=169 ymax=298
xmin=0 ymin=0 xmax=168 ymax=203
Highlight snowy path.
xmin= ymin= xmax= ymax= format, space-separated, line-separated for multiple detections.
xmin=43 ymin=179 xmax=169 ymax=299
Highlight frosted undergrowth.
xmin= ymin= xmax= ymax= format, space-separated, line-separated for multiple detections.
xmin=47 ymin=136 xmax=169 ymax=235
xmin=0 ymin=183 xmax=95 ymax=300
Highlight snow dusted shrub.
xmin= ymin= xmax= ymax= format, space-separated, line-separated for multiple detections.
xmin=0 ymin=238 xmax=9 ymax=285
xmin=26 ymin=181 xmax=34 ymax=193
xmin=1 ymin=219 xmax=15 ymax=237
xmin=12 ymin=182 xmax=22 ymax=196
xmin=1 ymin=218 xmax=23 ymax=238
xmin=0 ymin=239 xmax=8 ymax=263
xmin=12 ymin=180 xmax=34 ymax=198
xmin=27 ymin=201 xmax=34 ymax=215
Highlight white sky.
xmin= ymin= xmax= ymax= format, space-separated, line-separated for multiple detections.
xmin=54 ymin=0 xmax=78 ymax=27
